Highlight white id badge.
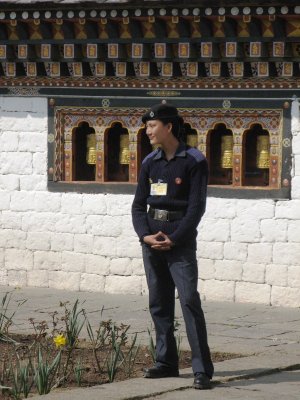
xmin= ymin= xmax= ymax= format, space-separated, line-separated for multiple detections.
xmin=150 ymin=182 xmax=168 ymax=196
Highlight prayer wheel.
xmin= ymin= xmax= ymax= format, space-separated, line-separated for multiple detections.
xmin=256 ymin=135 xmax=270 ymax=169
xmin=187 ymin=134 xmax=198 ymax=148
xmin=119 ymin=134 xmax=130 ymax=165
xmin=86 ymin=133 xmax=96 ymax=165
xmin=221 ymin=135 xmax=233 ymax=169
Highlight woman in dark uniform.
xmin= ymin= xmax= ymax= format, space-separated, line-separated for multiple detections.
xmin=131 ymin=102 xmax=214 ymax=390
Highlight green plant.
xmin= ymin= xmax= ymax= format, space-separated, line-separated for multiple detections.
xmin=1 ymin=361 xmax=12 ymax=399
xmin=73 ymin=358 xmax=84 ymax=387
xmin=0 ymin=384 xmax=12 ymax=394
xmin=112 ymin=322 xmax=130 ymax=347
xmin=146 ymin=321 xmax=182 ymax=364
xmin=60 ymin=300 xmax=86 ymax=377
xmin=0 ymin=292 xmax=15 ymax=338
xmin=0 ymin=292 xmax=26 ymax=343
xmin=28 ymin=319 xmax=48 ymax=347
xmin=122 ymin=333 xmax=140 ymax=378
xmin=18 ymin=361 xmax=34 ymax=398
xmin=147 ymin=328 xmax=156 ymax=363
xmin=107 ymin=323 xmax=130 ymax=381
xmin=106 ymin=343 xmax=122 ymax=383
xmin=0 ymin=356 xmax=12 ymax=392
xmin=176 ymin=334 xmax=182 ymax=361
xmin=34 ymin=347 xmax=61 ymax=395
xmin=174 ymin=318 xmax=182 ymax=361
xmin=48 ymin=310 xmax=60 ymax=335
xmin=61 ymin=300 xmax=86 ymax=349
xmin=10 ymin=369 xmax=22 ymax=400
xmin=85 ymin=311 xmax=107 ymax=373
xmin=85 ymin=315 xmax=130 ymax=375
xmin=10 ymin=360 xmax=34 ymax=399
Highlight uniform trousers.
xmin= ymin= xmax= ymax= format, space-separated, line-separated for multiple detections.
xmin=142 ymin=244 xmax=214 ymax=378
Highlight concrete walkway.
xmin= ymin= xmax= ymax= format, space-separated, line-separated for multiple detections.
xmin=1 ymin=286 xmax=300 ymax=399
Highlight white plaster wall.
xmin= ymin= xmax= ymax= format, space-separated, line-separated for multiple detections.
xmin=0 ymin=96 xmax=300 ymax=307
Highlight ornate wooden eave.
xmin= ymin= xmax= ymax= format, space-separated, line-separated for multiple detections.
xmin=1 ymin=2 xmax=300 ymax=89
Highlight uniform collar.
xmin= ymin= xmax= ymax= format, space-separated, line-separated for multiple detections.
xmin=153 ymin=141 xmax=187 ymax=160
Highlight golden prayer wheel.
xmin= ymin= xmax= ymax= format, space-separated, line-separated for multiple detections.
xmin=221 ymin=135 xmax=233 ymax=169
xmin=256 ymin=135 xmax=270 ymax=169
xmin=119 ymin=134 xmax=130 ymax=165
xmin=187 ymin=134 xmax=198 ymax=148
xmin=86 ymin=133 xmax=96 ymax=165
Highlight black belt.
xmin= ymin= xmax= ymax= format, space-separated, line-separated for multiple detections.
xmin=148 ymin=207 xmax=184 ymax=222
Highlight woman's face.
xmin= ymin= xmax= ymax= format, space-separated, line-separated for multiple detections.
xmin=145 ymin=120 xmax=172 ymax=146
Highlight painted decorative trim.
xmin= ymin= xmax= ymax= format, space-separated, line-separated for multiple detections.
xmin=7 ymin=86 xmax=40 ymax=95
xmin=1 ymin=76 xmax=300 ymax=90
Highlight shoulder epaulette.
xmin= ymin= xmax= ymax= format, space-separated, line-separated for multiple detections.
xmin=142 ymin=148 xmax=160 ymax=164
xmin=186 ymin=147 xmax=206 ymax=163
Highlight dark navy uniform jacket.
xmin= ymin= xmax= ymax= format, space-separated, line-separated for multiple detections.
xmin=132 ymin=141 xmax=208 ymax=250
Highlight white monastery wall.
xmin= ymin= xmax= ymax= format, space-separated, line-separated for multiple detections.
xmin=0 ymin=96 xmax=300 ymax=307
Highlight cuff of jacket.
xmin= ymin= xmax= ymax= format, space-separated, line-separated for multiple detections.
xmin=167 ymin=232 xmax=178 ymax=245
xmin=139 ymin=233 xmax=150 ymax=243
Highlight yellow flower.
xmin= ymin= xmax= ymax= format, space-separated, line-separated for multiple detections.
xmin=53 ymin=334 xmax=67 ymax=348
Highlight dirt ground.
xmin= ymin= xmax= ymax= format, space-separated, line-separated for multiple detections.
xmin=0 ymin=333 xmax=239 ymax=399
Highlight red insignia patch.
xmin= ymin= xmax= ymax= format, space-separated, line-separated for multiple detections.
xmin=175 ymin=177 xmax=182 ymax=184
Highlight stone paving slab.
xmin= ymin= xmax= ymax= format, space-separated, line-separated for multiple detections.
xmin=145 ymin=370 xmax=300 ymax=400
xmin=2 ymin=286 xmax=300 ymax=353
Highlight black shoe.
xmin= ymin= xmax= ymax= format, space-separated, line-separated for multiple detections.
xmin=143 ymin=366 xmax=179 ymax=379
xmin=193 ymin=372 xmax=211 ymax=390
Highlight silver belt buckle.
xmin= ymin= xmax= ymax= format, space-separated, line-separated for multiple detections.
xmin=154 ymin=209 xmax=168 ymax=221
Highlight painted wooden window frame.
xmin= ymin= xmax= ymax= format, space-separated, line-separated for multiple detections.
xmin=47 ymin=97 xmax=292 ymax=199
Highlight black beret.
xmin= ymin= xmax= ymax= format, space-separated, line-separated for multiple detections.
xmin=142 ymin=103 xmax=183 ymax=124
